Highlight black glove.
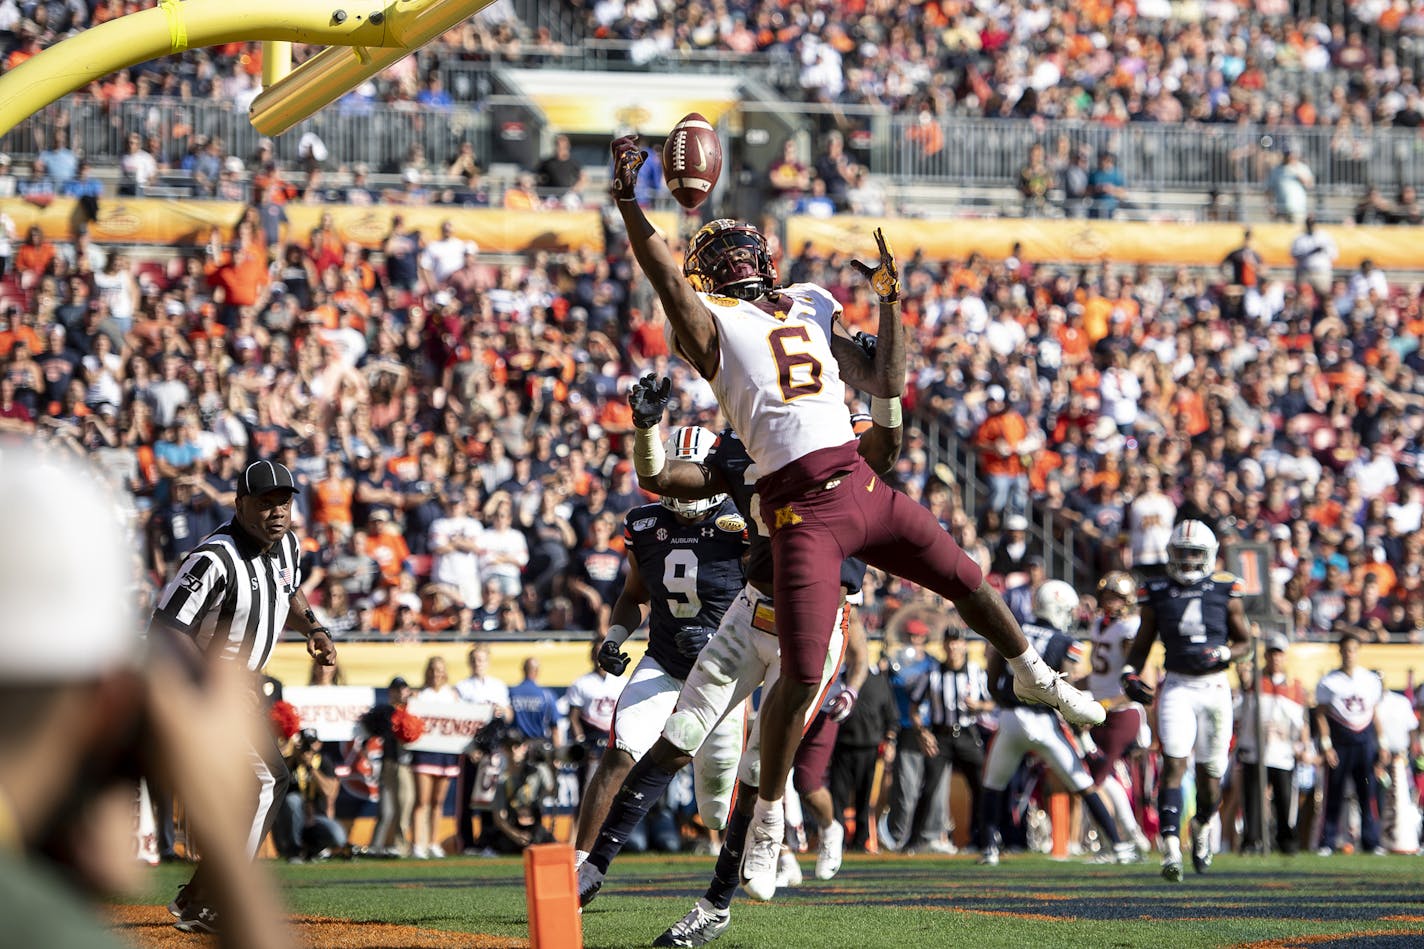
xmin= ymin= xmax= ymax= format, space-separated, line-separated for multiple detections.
xmin=675 ymin=624 xmax=715 ymax=659
xmin=852 ymin=331 xmax=878 ymax=361
xmin=1186 ymin=644 xmax=1233 ymax=674
xmin=597 ymin=640 xmax=630 ymax=676
xmin=609 ymin=134 xmax=647 ymax=204
xmin=629 ymin=372 xmax=673 ymax=430
xmin=1121 ymin=671 xmax=1155 ymax=706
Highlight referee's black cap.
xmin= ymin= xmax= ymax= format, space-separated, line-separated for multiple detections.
xmin=237 ymin=460 xmax=298 ymax=498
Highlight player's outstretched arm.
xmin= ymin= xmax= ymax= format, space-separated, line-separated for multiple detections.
xmin=834 ymin=227 xmax=905 ymax=400
xmin=610 ymin=136 xmax=719 ymax=380
xmin=842 ymin=334 xmax=904 ymax=475
xmin=628 ymin=372 xmax=732 ymax=500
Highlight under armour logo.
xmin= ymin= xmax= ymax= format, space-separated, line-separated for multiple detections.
xmin=632 ymin=792 xmax=644 ymax=800
xmin=702 ymin=527 xmax=715 ymax=538
xmin=774 ymin=505 xmax=803 ymax=529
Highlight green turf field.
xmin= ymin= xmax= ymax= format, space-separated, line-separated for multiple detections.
xmin=130 ymin=851 xmax=1424 ymax=948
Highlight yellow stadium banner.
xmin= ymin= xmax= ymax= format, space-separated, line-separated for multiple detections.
xmin=0 ymin=197 xmax=605 ymax=254
xmin=787 ymin=215 xmax=1424 ymax=270
xmin=503 ymin=69 xmax=739 ymax=135
xmin=282 ymin=205 xmax=604 ymax=254
xmin=275 ymin=638 xmax=1422 ymax=692
xmin=267 ymin=638 xmax=648 ymax=691
xmin=0 ymin=197 xmax=244 ymax=245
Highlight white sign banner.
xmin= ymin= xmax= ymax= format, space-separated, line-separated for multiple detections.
xmin=404 ymin=698 xmax=496 ymax=755
xmin=284 ymin=686 xmax=377 ymax=743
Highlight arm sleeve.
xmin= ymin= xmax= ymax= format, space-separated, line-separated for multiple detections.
xmin=151 ymin=548 xmax=227 ymax=637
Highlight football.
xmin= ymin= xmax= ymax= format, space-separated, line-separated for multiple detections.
xmin=662 ymin=113 xmax=721 ymax=209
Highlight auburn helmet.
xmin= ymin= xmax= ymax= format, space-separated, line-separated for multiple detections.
xmin=1096 ymin=570 xmax=1137 ymax=618
xmin=684 ymin=219 xmax=777 ymax=300
xmin=1167 ymin=519 xmax=1219 ymax=586
xmin=1033 ymin=579 xmax=1080 ymax=634
xmin=661 ymin=426 xmax=727 ymax=519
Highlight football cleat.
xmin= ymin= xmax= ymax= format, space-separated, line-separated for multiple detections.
xmin=577 ymin=861 xmax=605 ymax=908
xmin=740 ymin=815 xmax=783 ymax=902
xmin=654 ymin=899 xmax=731 ymax=947
xmin=167 ymin=883 xmax=191 ymax=919
xmin=1161 ymin=835 xmax=1183 ymax=883
xmin=816 ymin=821 xmax=845 ymax=880
xmin=1115 ymin=841 xmax=1144 ymax=865
xmin=174 ymin=903 xmax=219 ymax=935
xmin=775 ymin=848 xmax=803 ymax=888
xmin=1014 ymin=671 xmax=1106 ymax=728
xmin=978 ymin=847 xmax=1000 ymax=866
xmin=1191 ymin=819 xmax=1213 ymax=874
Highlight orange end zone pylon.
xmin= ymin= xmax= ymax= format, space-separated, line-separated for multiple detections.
xmin=523 ymin=843 xmax=583 ymax=948
xmin=1049 ymin=793 xmax=1070 ymax=858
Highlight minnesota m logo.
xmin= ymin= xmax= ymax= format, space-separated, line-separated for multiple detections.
xmin=774 ymin=505 xmax=803 ymax=529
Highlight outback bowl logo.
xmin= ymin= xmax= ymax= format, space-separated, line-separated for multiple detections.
xmin=343 ymin=213 xmax=389 ymax=246
xmin=716 ymin=513 xmax=746 ymax=533
xmin=1069 ymin=226 xmax=1110 ymax=261
xmin=615 ymin=103 xmax=653 ymax=129
xmin=93 ymin=204 xmax=143 ymax=239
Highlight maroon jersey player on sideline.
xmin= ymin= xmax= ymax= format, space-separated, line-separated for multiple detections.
xmin=608 ymin=134 xmax=1105 ymax=900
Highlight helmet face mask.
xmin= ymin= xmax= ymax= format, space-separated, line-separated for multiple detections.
xmin=685 ymin=220 xmax=777 ymax=300
xmin=661 ymin=425 xmax=727 ymax=520
xmin=1167 ymin=520 xmax=1219 ymax=585
xmin=1033 ymin=579 xmax=1080 ymax=633
xmin=1097 ymin=570 xmax=1136 ymax=618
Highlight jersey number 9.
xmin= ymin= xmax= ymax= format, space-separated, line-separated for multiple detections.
xmin=664 ymin=548 xmax=703 ymax=618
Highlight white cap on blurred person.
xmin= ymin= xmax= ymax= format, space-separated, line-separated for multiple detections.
xmin=0 ymin=446 xmax=136 ymax=680
xmin=987 ymin=384 xmax=1006 ymax=403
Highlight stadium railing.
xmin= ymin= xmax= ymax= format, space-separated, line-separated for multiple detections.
xmin=12 ymin=94 xmax=1420 ymax=204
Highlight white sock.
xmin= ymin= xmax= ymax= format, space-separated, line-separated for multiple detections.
xmin=1102 ymin=778 xmax=1141 ymax=837
xmin=1007 ymin=647 xmax=1051 ymax=684
xmin=574 ymin=849 xmax=589 ymax=869
xmin=754 ymin=797 xmax=784 ymax=826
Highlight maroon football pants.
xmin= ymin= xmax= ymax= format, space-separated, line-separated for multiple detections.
xmin=762 ymin=442 xmax=983 ymax=685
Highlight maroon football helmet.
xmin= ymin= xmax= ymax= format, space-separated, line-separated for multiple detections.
xmin=684 ymin=219 xmax=777 ymax=300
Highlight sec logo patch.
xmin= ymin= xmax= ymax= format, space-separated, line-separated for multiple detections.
xmin=716 ymin=513 xmax=746 ymax=533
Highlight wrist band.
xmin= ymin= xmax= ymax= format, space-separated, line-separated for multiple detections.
xmin=1121 ymin=665 xmax=1137 ymax=677
xmin=870 ymin=395 xmax=902 ymax=428
xmin=606 ymin=624 xmax=631 ymax=647
xmin=633 ymin=425 xmax=666 ymax=478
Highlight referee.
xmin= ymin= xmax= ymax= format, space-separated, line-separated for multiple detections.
xmin=151 ymin=460 xmax=337 ymax=935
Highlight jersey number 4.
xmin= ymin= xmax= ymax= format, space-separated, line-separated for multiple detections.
xmin=768 ymin=326 xmax=824 ymax=403
xmin=1178 ymin=598 xmax=1207 ymax=643
xmin=664 ymin=549 xmax=703 ymax=619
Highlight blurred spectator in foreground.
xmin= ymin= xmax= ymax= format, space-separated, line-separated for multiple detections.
xmin=0 ymin=448 xmax=292 ymax=948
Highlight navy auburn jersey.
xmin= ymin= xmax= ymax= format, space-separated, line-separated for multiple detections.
xmin=624 ymin=497 xmax=748 ymax=679
xmin=704 ymin=428 xmax=865 ymax=594
xmin=1140 ymin=571 xmax=1242 ymax=675
xmin=992 ymin=619 xmax=1083 ymax=710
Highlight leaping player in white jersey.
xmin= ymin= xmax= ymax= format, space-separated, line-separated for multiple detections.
xmin=608 ymin=133 xmax=1104 ymax=900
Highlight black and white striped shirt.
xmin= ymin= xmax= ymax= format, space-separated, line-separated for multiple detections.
xmin=151 ymin=521 xmax=303 ymax=672
xmin=911 ymin=660 xmax=991 ymax=732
